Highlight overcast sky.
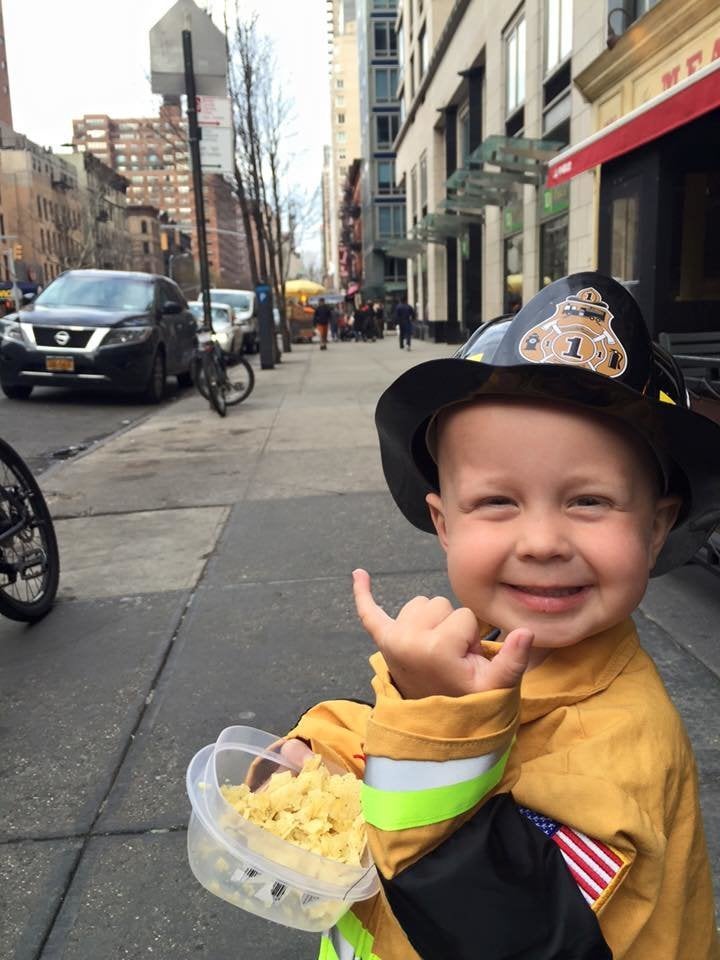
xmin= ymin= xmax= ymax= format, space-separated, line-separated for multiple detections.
xmin=4 ymin=0 xmax=330 ymax=259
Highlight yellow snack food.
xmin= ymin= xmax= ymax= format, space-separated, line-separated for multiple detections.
xmin=220 ymin=754 xmax=366 ymax=866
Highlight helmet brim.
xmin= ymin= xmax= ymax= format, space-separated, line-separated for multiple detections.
xmin=376 ymin=357 xmax=720 ymax=576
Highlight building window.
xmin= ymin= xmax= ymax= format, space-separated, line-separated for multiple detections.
xmin=336 ymin=96 xmax=345 ymax=107
xmin=504 ymin=234 xmax=523 ymax=313
xmin=459 ymin=107 xmax=471 ymax=166
xmin=418 ymin=23 xmax=428 ymax=78
xmin=409 ymin=53 xmax=415 ymax=98
xmin=143 ymin=241 xmax=150 ymax=254
xmin=336 ymin=130 xmax=347 ymax=143
xmin=377 ymin=159 xmax=396 ymax=194
xmin=410 ymin=165 xmax=418 ymax=224
xmin=374 ymin=21 xmax=398 ymax=56
xmin=337 ymin=112 xmax=346 ymax=124
xmin=336 ymin=78 xmax=344 ymax=89
xmin=419 ymin=153 xmax=428 ymax=217
xmin=546 ymin=0 xmax=572 ymax=73
xmin=374 ymin=67 xmax=399 ymax=103
xmin=372 ymin=0 xmax=397 ymax=9
xmin=377 ymin=204 xmax=405 ymax=238
xmin=607 ymin=0 xmax=660 ymax=38
xmin=505 ymin=16 xmax=526 ymax=116
xmin=40 ymin=229 xmax=45 ymax=252
xmin=141 ymin=220 xmax=148 ymax=234
xmin=540 ymin=214 xmax=569 ymax=286
xmin=376 ymin=113 xmax=400 ymax=148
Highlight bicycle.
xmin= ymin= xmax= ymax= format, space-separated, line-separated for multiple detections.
xmin=192 ymin=329 xmax=255 ymax=417
xmin=0 ymin=437 xmax=59 ymax=622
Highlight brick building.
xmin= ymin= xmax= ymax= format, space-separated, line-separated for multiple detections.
xmin=127 ymin=205 xmax=164 ymax=276
xmin=72 ymin=100 xmax=251 ymax=289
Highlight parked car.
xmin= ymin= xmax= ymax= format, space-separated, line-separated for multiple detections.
xmin=0 ymin=269 xmax=197 ymax=403
xmin=208 ymin=289 xmax=258 ymax=353
xmin=188 ymin=301 xmax=244 ymax=359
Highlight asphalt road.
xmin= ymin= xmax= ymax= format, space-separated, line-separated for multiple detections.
xmin=0 ymin=380 xmax=192 ymax=474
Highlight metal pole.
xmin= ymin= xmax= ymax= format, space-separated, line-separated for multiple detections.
xmin=182 ymin=29 xmax=213 ymax=333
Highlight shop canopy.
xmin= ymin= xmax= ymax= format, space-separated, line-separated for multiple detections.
xmin=546 ymin=58 xmax=720 ymax=188
xmin=285 ymin=279 xmax=325 ymax=297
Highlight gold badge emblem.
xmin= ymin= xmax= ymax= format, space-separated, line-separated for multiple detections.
xmin=518 ymin=287 xmax=627 ymax=378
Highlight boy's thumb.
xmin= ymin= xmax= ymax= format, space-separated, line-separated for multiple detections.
xmin=493 ymin=628 xmax=534 ymax=688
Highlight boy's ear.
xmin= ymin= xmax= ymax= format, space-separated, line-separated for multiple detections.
xmin=426 ymin=492 xmax=449 ymax=552
xmin=649 ymin=495 xmax=682 ymax=567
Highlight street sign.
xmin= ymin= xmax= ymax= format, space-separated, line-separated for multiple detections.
xmin=150 ymin=0 xmax=227 ymax=97
xmin=197 ymin=95 xmax=232 ymax=127
xmin=199 ymin=126 xmax=234 ymax=175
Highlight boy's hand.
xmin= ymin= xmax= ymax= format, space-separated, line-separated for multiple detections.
xmin=352 ymin=568 xmax=533 ymax=699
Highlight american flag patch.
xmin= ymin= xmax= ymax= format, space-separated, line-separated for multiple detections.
xmin=519 ymin=807 xmax=628 ymax=909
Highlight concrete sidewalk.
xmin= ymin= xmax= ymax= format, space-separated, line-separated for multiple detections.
xmin=1 ymin=334 xmax=718 ymax=959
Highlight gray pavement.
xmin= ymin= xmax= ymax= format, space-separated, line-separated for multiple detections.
xmin=1 ymin=334 xmax=718 ymax=959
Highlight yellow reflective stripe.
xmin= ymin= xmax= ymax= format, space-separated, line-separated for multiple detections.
xmin=318 ymin=935 xmax=340 ymax=960
xmin=337 ymin=911 xmax=381 ymax=960
xmin=361 ymin=741 xmax=512 ymax=831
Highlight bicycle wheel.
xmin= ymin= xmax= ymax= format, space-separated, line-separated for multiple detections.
xmin=0 ymin=438 xmax=60 ymax=622
xmin=192 ymin=356 xmax=210 ymax=401
xmin=224 ymin=356 xmax=255 ymax=406
xmin=204 ymin=354 xmax=227 ymax=417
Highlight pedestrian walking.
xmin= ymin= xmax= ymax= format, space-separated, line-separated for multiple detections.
xmin=275 ymin=273 xmax=720 ymax=959
xmin=373 ymin=301 xmax=385 ymax=339
xmin=313 ymin=297 xmax=332 ymax=350
xmin=330 ymin=305 xmax=339 ymax=342
xmin=393 ymin=296 xmax=415 ymax=350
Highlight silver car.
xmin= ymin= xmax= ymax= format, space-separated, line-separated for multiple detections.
xmin=188 ymin=302 xmax=244 ymax=359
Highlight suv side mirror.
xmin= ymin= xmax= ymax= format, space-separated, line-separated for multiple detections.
xmin=162 ymin=300 xmax=182 ymax=315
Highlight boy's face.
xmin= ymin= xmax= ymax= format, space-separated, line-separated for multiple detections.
xmin=426 ymin=399 xmax=680 ymax=653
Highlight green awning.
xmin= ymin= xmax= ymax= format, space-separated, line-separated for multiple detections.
xmin=468 ymin=135 xmax=564 ymax=186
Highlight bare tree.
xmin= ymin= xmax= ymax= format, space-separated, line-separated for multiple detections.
xmin=225 ymin=4 xmax=318 ymax=354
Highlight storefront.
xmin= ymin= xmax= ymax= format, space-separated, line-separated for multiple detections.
xmin=547 ymin=0 xmax=720 ymax=338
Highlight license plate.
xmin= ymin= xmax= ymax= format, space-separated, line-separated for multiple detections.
xmin=46 ymin=357 xmax=74 ymax=372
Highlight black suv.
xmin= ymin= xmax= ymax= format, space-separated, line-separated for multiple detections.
xmin=0 ymin=270 xmax=197 ymax=402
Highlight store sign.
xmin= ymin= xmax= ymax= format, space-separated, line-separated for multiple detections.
xmin=633 ymin=29 xmax=720 ymax=110
xmin=539 ymin=182 xmax=570 ymax=220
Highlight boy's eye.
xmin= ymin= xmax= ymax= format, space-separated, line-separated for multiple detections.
xmin=572 ymin=495 xmax=607 ymax=507
xmin=477 ymin=496 xmax=516 ymax=507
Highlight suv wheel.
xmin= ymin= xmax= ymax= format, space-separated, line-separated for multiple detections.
xmin=2 ymin=384 xmax=33 ymax=400
xmin=143 ymin=350 xmax=166 ymax=404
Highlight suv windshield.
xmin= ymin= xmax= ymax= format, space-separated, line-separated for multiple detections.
xmin=211 ymin=291 xmax=251 ymax=312
xmin=35 ymin=274 xmax=155 ymax=312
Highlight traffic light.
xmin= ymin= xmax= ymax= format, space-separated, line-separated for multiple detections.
xmin=13 ymin=243 xmax=23 ymax=261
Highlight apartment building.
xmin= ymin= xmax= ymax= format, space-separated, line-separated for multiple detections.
xmin=1 ymin=133 xmax=84 ymax=286
xmin=356 ymin=0 xmax=407 ymax=302
xmin=72 ymin=99 xmax=250 ymax=290
xmin=327 ymin=0 xmax=363 ymax=290
xmin=127 ymin=205 xmax=164 ymax=276
xmin=394 ymin=0 xmax=720 ymax=341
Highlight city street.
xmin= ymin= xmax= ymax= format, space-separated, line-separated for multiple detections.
xmin=0 ymin=336 xmax=718 ymax=960
xmin=0 ymin=383 xmax=191 ymax=474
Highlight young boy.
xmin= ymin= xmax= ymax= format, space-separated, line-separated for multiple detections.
xmin=283 ymin=274 xmax=720 ymax=959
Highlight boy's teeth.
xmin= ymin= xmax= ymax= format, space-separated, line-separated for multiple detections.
xmin=516 ymin=586 xmax=581 ymax=597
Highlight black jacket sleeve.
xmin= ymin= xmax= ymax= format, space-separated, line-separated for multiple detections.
xmin=381 ymin=793 xmax=612 ymax=960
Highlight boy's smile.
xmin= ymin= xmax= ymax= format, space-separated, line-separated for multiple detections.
xmin=426 ymin=399 xmax=680 ymax=654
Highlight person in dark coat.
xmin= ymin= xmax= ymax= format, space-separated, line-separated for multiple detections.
xmin=313 ymin=298 xmax=333 ymax=350
xmin=393 ymin=296 xmax=415 ymax=350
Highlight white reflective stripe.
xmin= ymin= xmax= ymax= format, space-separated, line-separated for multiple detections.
xmin=327 ymin=927 xmax=358 ymax=960
xmin=364 ymin=748 xmax=506 ymax=792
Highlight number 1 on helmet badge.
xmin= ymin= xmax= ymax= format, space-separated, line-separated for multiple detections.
xmin=518 ymin=286 xmax=628 ymax=378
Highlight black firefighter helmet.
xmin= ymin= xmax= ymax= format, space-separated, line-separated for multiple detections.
xmin=375 ymin=272 xmax=720 ymax=575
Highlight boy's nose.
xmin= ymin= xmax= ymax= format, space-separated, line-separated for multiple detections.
xmin=514 ymin=513 xmax=573 ymax=562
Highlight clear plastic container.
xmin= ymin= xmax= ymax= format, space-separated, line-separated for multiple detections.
xmin=186 ymin=725 xmax=379 ymax=932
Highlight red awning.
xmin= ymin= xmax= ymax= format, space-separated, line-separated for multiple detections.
xmin=546 ymin=58 xmax=720 ymax=187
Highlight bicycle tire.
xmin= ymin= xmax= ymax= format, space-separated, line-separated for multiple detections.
xmin=192 ymin=356 xmax=210 ymax=401
xmin=204 ymin=354 xmax=227 ymax=417
xmin=0 ymin=438 xmax=60 ymax=622
xmin=224 ymin=356 xmax=255 ymax=406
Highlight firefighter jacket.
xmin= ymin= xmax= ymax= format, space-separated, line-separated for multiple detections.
xmin=289 ymin=617 xmax=719 ymax=960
